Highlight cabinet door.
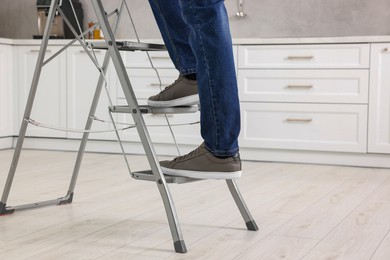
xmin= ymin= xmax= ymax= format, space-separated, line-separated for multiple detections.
xmin=18 ymin=46 xmax=66 ymax=138
xmin=238 ymin=69 xmax=369 ymax=104
xmin=238 ymin=44 xmax=370 ymax=69
xmin=368 ymin=43 xmax=390 ymax=153
xmin=67 ymin=47 xmax=114 ymax=140
xmin=0 ymin=44 xmax=13 ymax=138
xmin=240 ymin=102 xmax=368 ymax=153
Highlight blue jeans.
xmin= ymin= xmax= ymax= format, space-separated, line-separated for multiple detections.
xmin=148 ymin=0 xmax=240 ymax=157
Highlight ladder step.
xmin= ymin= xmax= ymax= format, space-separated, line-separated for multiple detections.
xmin=132 ymin=170 xmax=201 ymax=184
xmin=109 ymin=105 xmax=199 ymax=114
xmin=88 ymin=41 xmax=166 ymax=52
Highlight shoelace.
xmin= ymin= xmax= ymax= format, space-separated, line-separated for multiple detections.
xmin=172 ymin=144 xmax=204 ymax=162
xmin=158 ymin=76 xmax=183 ymax=94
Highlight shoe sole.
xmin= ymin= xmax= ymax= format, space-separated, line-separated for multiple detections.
xmin=161 ymin=166 xmax=242 ymax=180
xmin=148 ymin=95 xmax=199 ymax=108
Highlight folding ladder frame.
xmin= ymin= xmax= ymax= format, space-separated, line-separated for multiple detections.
xmin=0 ymin=0 xmax=258 ymax=253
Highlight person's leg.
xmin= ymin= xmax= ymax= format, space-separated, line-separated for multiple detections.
xmin=148 ymin=0 xmax=196 ymax=75
xmin=158 ymin=0 xmax=242 ymax=179
xmin=179 ymin=0 xmax=240 ymax=157
xmin=148 ymin=0 xmax=241 ymax=178
xmin=148 ymin=0 xmax=200 ymax=107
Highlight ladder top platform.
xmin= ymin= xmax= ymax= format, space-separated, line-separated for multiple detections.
xmin=88 ymin=41 xmax=166 ymax=52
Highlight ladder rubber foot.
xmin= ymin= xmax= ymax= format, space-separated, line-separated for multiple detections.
xmin=58 ymin=192 xmax=74 ymax=205
xmin=0 ymin=202 xmax=15 ymax=216
xmin=174 ymin=240 xmax=187 ymax=253
xmin=246 ymin=220 xmax=259 ymax=231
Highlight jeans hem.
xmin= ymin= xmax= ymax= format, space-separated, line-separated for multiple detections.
xmin=204 ymin=144 xmax=239 ymax=157
xmin=180 ymin=68 xmax=197 ymax=75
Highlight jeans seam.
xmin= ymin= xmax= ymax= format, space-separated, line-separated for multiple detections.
xmin=189 ymin=0 xmax=219 ymax=150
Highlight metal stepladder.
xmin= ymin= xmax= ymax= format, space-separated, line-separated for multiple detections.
xmin=0 ymin=0 xmax=258 ymax=253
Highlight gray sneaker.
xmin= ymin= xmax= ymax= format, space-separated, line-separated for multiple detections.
xmin=148 ymin=75 xmax=199 ymax=107
xmin=160 ymin=143 xmax=242 ymax=179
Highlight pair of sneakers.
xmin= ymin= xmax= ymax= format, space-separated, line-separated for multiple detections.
xmin=148 ymin=75 xmax=241 ymax=180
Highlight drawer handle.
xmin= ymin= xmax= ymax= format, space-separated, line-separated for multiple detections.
xmin=287 ymin=55 xmax=314 ymax=60
xmin=285 ymin=118 xmax=313 ymax=123
xmin=287 ymin=84 xmax=313 ymax=89
xmin=383 ymin=48 xmax=389 ymax=53
xmin=151 ymin=56 xmax=170 ymax=60
xmin=30 ymin=50 xmax=52 ymax=53
xmin=150 ymin=83 xmax=169 ymax=87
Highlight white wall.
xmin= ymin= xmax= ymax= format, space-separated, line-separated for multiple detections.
xmin=1 ymin=0 xmax=390 ymax=39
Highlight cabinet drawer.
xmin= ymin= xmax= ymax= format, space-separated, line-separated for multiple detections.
xmin=118 ymin=69 xmax=179 ymax=100
xmin=240 ymin=103 xmax=367 ymax=153
xmin=123 ymin=51 xmax=175 ymax=68
xmin=238 ymin=69 xmax=369 ymax=104
xmin=238 ymin=44 xmax=369 ymax=69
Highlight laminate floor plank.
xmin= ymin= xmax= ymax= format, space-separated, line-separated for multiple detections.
xmin=163 ymin=166 xmax=358 ymax=259
xmin=1 ymin=149 xmax=390 ymax=260
xmin=235 ymin=235 xmax=319 ymax=260
xmin=273 ymin=168 xmax=389 ymax=239
xmin=84 ymin=164 xmax=333 ymax=259
xmin=370 ymin=229 xmax=390 ymax=260
xmin=302 ymin=175 xmax=390 ymax=260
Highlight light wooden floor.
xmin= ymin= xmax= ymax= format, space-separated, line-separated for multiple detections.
xmin=1 ymin=149 xmax=390 ymax=260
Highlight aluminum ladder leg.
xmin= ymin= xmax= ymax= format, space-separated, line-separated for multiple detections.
xmin=91 ymin=0 xmax=187 ymax=252
xmin=0 ymin=0 xmax=61 ymax=214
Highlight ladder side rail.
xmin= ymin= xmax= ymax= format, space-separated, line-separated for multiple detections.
xmin=42 ymin=8 xmax=119 ymax=67
xmin=91 ymin=0 xmax=187 ymax=253
xmin=66 ymin=0 xmax=126 ymax=197
xmin=57 ymin=8 xmax=103 ymax=71
xmin=0 ymin=0 xmax=61 ymax=214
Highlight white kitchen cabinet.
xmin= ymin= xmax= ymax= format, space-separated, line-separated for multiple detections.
xmin=368 ymin=44 xmax=390 ymax=154
xmin=240 ymin=102 xmax=368 ymax=153
xmin=119 ymin=68 xmax=179 ymax=101
xmin=18 ymin=45 xmax=67 ymax=138
xmin=6 ymin=37 xmax=390 ymax=167
xmin=122 ymin=50 xmax=175 ymax=68
xmin=0 ymin=44 xmax=13 ymax=140
xmin=66 ymin=46 xmax=114 ymax=140
xmin=238 ymin=44 xmax=370 ymax=69
xmin=238 ymin=69 xmax=369 ymax=104
xmin=237 ymin=43 xmax=370 ymax=154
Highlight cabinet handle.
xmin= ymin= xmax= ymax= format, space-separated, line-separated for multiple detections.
xmin=287 ymin=84 xmax=313 ymax=89
xmin=150 ymin=83 xmax=169 ymax=87
xmin=150 ymin=56 xmax=170 ymax=60
xmin=383 ymin=48 xmax=389 ymax=53
xmin=30 ymin=50 xmax=52 ymax=53
xmin=285 ymin=118 xmax=313 ymax=123
xmin=287 ymin=55 xmax=314 ymax=60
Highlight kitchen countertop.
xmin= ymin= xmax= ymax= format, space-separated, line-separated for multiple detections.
xmin=2 ymin=35 xmax=390 ymax=45
xmin=0 ymin=38 xmax=14 ymax=45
